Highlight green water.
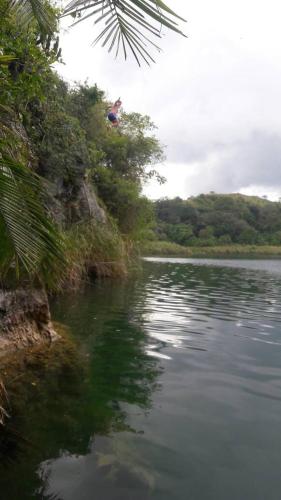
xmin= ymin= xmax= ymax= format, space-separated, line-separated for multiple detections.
xmin=1 ymin=258 xmax=281 ymax=499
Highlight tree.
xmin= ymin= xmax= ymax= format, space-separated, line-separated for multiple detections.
xmin=154 ymin=197 xmax=193 ymax=224
xmin=165 ymin=223 xmax=193 ymax=245
xmin=99 ymin=112 xmax=165 ymax=183
xmin=198 ymin=226 xmax=214 ymax=239
xmin=92 ymin=112 xmax=163 ymax=235
xmin=218 ymin=234 xmax=232 ymax=245
xmin=237 ymin=227 xmax=258 ymax=244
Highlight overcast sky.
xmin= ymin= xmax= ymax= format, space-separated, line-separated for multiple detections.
xmin=58 ymin=0 xmax=281 ymax=200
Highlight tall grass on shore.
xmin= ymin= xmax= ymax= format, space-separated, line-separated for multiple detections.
xmin=141 ymin=240 xmax=281 ymax=258
xmin=62 ymin=220 xmax=128 ymax=289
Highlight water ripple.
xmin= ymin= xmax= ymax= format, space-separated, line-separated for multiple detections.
xmin=137 ymin=258 xmax=281 ymax=362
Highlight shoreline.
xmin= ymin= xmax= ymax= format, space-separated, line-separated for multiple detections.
xmin=141 ymin=241 xmax=281 ymax=258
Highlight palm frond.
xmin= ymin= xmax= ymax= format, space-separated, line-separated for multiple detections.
xmin=4 ymin=0 xmax=56 ymax=35
xmin=63 ymin=0 xmax=186 ymax=65
xmin=0 ymin=55 xmax=17 ymax=65
xmin=0 ymin=155 xmax=66 ymax=286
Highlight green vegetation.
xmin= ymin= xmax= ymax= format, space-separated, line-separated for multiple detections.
xmin=0 ymin=0 xmax=166 ymax=289
xmin=0 ymin=0 xmax=184 ymax=430
xmin=64 ymin=220 xmax=128 ymax=287
xmin=0 ymin=152 xmax=66 ymax=288
xmin=1 ymin=0 xmax=185 ymax=66
xmin=141 ymin=240 xmax=281 ymax=258
xmin=0 ymin=0 xmax=66 ymax=288
xmin=150 ymin=194 xmax=281 ymax=249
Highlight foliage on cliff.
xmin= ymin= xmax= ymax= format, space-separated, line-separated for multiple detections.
xmin=0 ymin=7 xmax=66 ymax=287
xmin=0 ymin=1 xmax=164 ymax=287
xmin=23 ymin=73 xmax=163 ymax=233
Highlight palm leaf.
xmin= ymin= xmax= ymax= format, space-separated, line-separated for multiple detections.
xmin=0 ymin=155 xmax=66 ymax=286
xmin=0 ymin=55 xmax=17 ymax=65
xmin=63 ymin=0 xmax=186 ymax=65
xmin=3 ymin=0 xmax=56 ymax=35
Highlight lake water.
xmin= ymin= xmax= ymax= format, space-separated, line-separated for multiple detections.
xmin=1 ymin=258 xmax=281 ymax=499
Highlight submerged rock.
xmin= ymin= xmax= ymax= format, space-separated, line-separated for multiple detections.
xmin=0 ymin=289 xmax=59 ymax=353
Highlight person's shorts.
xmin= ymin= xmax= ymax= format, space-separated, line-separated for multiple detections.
xmin=108 ymin=112 xmax=117 ymax=122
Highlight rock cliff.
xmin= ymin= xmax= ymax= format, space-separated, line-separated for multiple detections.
xmin=0 ymin=289 xmax=58 ymax=354
xmin=0 ymin=113 xmax=106 ymax=352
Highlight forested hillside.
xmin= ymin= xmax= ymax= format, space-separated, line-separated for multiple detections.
xmin=153 ymin=194 xmax=281 ymax=246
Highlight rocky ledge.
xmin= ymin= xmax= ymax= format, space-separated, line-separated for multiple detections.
xmin=0 ymin=289 xmax=59 ymax=354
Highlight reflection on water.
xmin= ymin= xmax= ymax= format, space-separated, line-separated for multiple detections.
xmin=1 ymin=258 xmax=281 ymax=499
xmin=143 ymin=258 xmax=281 ymax=353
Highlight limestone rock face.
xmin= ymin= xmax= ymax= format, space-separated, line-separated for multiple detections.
xmin=1 ymin=111 xmax=107 ymax=226
xmin=77 ymin=181 xmax=106 ymax=223
xmin=0 ymin=289 xmax=59 ymax=354
xmin=47 ymin=179 xmax=107 ymax=225
xmin=41 ymin=166 xmax=106 ymax=226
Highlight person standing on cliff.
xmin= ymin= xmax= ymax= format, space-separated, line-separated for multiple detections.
xmin=107 ymin=98 xmax=122 ymax=127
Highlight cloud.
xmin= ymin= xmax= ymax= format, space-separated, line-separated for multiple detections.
xmin=144 ymin=130 xmax=281 ymax=200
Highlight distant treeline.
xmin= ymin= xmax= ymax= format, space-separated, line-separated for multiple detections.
xmin=152 ymin=194 xmax=281 ymax=246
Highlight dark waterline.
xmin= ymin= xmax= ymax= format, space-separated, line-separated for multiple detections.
xmin=1 ymin=258 xmax=281 ymax=499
